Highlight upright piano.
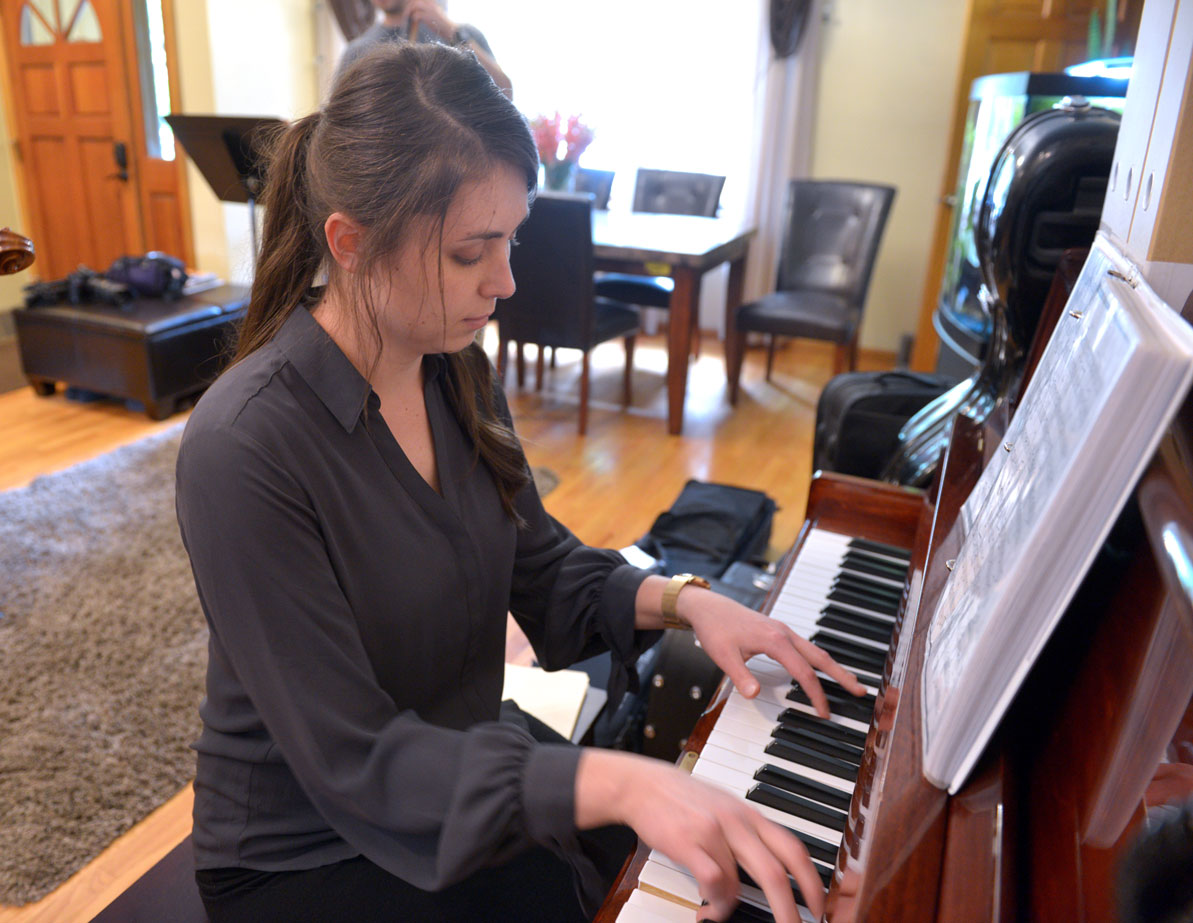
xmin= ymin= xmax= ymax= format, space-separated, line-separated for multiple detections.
xmin=596 ymin=267 xmax=1193 ymax=922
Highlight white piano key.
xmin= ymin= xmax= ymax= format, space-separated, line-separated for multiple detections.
xmin=623 ymin=887 xmax=698 ymax=922
xmin=645 ymin=849 xmax=823 ymax=923
xmin=639 ymin=858 xmax=701 ymax=906
xmin=691 ymin=757 xmax=846 ymax=846
xmin=700 ymin=735 xmax=855 ymax=796
xmin=721 ymin=691 xmax=872 ymax=736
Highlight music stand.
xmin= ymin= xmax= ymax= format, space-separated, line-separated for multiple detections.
xmin=165 ymin=114 xmax=287 ymax=264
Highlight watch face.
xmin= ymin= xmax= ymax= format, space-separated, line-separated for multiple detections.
xmin=770 ymin=0 xmax=813 ymax=57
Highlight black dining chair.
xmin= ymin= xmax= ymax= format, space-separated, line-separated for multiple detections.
xmin=494 ymin=193 xmax=640 ymax=435
xmin=593 ymin=169 xmax=726 ymax=354
xmin=574 ymin=168 xmax=615 ymax=210
xmin=726 ymin=179 xmax=896 ymax=404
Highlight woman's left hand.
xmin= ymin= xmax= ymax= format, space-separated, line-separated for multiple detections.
xmin=680 ymin=589 xmax=867 ymax=717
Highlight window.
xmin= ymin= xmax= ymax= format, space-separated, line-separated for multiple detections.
xmin=19 ymin=0 xmax=101 ymax=45
xmin=448 ymin=0 xmax=766 ymax=223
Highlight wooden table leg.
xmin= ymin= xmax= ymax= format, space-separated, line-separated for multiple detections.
xmin=724 ymin=254 xmax=747 ymax=403
xmin=667 ymin=267 xmax=701 ymax=435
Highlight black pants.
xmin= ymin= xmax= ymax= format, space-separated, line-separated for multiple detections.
xmin=196 ymin=709 xmax=635 ymax=922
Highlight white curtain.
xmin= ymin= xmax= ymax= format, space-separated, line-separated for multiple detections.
xmin=741 ymin=0 xmax=825 ymax=308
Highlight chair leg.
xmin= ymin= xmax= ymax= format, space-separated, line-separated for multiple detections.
xmin=496 ymin=336 xmax=509 ymax=383
xmin=515 ymin=342 xmax=526 ymax=389
xmin=623 ymin=335 xmax=636 ymax=407
xmin=535 ymin=345 xmax=545 ymax=392
xmin=765 ymin=336 xmax=776 ymax=382
xmin=579 ymin=350 xmax=591 ymax=436
xmin=549 ymin=346 xmax=556 ymax=369
xmin=848 ymin=335 xmax=860 ymax=371
xmin=833 ymin=342 xmax=849 ymax=376
xmin=726 ymin=326 xmax=746 ymax=406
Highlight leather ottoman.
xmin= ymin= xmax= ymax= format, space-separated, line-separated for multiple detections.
xmin=13 ymin=284 xmax=249 ymax=420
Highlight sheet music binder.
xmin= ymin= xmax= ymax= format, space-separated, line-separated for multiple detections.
xmin=921 ymin=231 xmax=1193 ymax=793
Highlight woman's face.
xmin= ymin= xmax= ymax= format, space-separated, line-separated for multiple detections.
xmin=373 ymin=164 xmax=527 ymax=362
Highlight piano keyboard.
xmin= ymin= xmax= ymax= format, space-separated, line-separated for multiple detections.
xmin=616 ymin=528 xmax=912 ymax=922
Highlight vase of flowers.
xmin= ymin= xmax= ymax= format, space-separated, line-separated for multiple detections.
xmin=530 ymin=112 xmax=594 ymax=193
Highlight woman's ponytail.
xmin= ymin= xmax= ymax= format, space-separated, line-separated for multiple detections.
xmin=233 ymin=113 xmax=325 ymax=362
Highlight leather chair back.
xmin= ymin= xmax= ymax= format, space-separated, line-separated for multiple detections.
xmin=632 ymin=169 xmax=725 ymax=217
xmin=497 ymin=193 xmax=597 ymax=352
xmin=575 ymin=168 xmax=615 ymax=210
xmin=776 ymin=180 xmax=895 ymax=303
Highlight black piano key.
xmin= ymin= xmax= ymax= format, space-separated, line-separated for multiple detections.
xmin=814 ymin=676 xmax=878 ymax=704
xmin=784 ymin=826 xmax=840 ymax=865
xmin=819 ymin=612 xmax=893 ymax=644
xmin=772 ymin=725 xmax=862 ymax=765
xmin=756 ymin=763 xmax=853 ymax=811
xmin=765 ymin=737 xmax=859 ymax=782
xmin=848 ymin=537 xmax=912 ymax=561
xmin=832 ymin=572 xmax=903 ymax=602
xmin=777 ymin=708 xmax=868 ymax=748
xmin=737 ymin=860 xmax=833 ymax=906
xmin=721 ymin=900 xmax=777 ymax=923
xmin=826 ymin=586 xmax=900 ymax=616
xmin=812 ymin=632 xmax=890 ymax=670
xmin=787 ymin=685 xmax=875 ymax=723
xmin=820 ymin=602 xmax=895 ymax=632
xmin=775 ymin=709 xmax=866 ymax=755
xmin=808 ymin=634 xmax=888 ymax=674
xmin=785 ymin=681 xmax=877 ymax=724
xmin=748 ymin=782 xmax=848 ymax=832
xmin=840 ymin=551 xmax=910 ymax=582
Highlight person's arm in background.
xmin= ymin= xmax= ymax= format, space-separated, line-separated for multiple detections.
xmin=405 ymin=0 xmax=514 ymax=98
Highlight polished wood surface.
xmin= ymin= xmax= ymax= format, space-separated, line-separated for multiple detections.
xmin=0 ymin=329 xmax=889 ymax=921
xmin=591 ymin=210 xmax=756 ymax=436
xmin=0 ymin=228 xmax=35 ymax=275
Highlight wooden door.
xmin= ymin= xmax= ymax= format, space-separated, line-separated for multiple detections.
xmin=0 ymin=0 xmax=191 ymax=281
xmin=909 ymin=0 xmax=1141 ymax=371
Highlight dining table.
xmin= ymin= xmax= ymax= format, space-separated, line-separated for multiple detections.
xmin=591 ymin=209 xmax=757 ymax=436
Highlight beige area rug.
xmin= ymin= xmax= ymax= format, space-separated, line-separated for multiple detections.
xmin=0 ymin=425 xmax=558 ymax=905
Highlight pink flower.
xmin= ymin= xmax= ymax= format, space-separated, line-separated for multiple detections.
xmin=529 ymin=112 xmax=594 ymax=166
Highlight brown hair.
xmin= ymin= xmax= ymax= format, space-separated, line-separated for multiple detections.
xmin=237 ymin=41 xmax=538 ymax=519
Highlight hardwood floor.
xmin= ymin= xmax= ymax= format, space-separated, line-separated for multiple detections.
xmin=0 ymin=330 xmax=892 ymax=921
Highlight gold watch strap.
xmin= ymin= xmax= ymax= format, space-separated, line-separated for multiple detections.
xmin=661 ymin=573 xmax=711 ymax=630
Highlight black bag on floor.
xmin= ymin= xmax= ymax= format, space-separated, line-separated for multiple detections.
xmin=636 ymin=479 xmax=776 ymax=578
xmin=813 ymin=370 xmax=954 ymax=479
xmin=581 ymin=481 xmax=777 ymax=761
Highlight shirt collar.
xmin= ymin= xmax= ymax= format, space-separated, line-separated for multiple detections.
xmin=273 ymin=305 xmax=450 ymax=433
xmin=275 ymin=305 xmax=371 ymax=433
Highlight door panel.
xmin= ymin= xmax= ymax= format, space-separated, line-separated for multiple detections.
xmin=0 ymin=0 xmax=191 ymax=280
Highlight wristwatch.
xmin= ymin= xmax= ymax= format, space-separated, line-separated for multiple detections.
xmin=661 ymin=573 xmax=711 ymax=630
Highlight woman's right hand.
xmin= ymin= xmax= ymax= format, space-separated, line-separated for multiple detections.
xmin=575 ymin=748 xmax=824 ymax=922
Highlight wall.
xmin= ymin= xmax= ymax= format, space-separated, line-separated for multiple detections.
xmin=0 ymin=41 xmax=29 ymax=312
xmin=811 ymin=0 xmax=968 ymax=353
xmin=173 ymin=0 xmax=320 ymax=284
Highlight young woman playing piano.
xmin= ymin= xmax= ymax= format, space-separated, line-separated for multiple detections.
xmin=175 ymin=40 xmax=865 ymax=923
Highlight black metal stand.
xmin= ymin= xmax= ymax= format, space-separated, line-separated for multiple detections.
xmin=165 ymin=114 xmax=286 ymax=268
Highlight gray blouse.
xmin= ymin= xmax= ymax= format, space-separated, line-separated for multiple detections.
xmin=175 ymin=305 xmax=654 ymax=891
